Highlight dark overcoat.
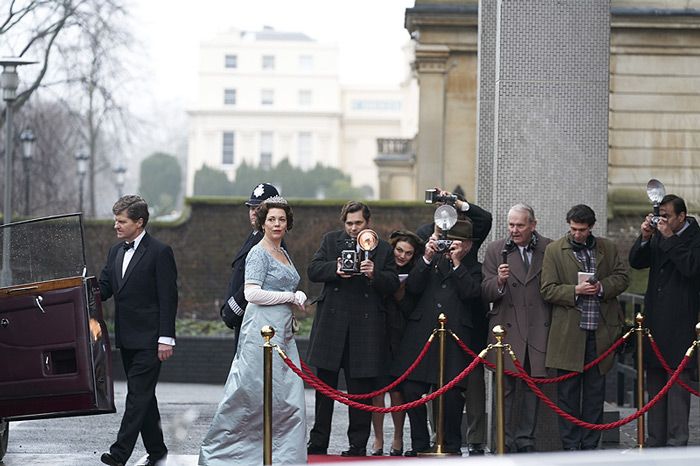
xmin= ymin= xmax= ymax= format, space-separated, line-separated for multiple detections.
xmin=541 ymin=236 xmax=628 ymax=374
xmin=629 ymin=216 xmax=700 ymax=369
xmin=391 ymin=255 xmax=482 ymax=386
xmin=482 ymin=234 xmax=552 ymax=376
xmin=306 ymin=229 xmax=399 ymax=378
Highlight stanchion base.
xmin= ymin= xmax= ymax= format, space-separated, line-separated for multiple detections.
xmin=418 ymin=446 xmax=462 ymax=457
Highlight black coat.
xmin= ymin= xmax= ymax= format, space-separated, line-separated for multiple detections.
xmin=629 ymin=216 xmax=700 ymax=369
xmin=391 ymin=255 xmax=482 ymax=386
xmin=99 ymin=233 xmax=178 ymax=349
xmin=306 ymin=230 xmax=399 ymax=378
xmin=220 ymin=231 xmax=262 ymax=328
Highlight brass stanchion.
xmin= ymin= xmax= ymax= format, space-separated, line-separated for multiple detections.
xmin=262 ymin=325 xmax=275 ymax=465
xmin=492 ymin=325 xmax=507 ymax=455
xmin=635 ymin=313 xmax=645 ymax=449
xmin=421 ymin=313 xmax=459 ymax=456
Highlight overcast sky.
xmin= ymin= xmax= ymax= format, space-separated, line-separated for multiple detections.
xmin=132 ymin=0 xmax=416 ymax=109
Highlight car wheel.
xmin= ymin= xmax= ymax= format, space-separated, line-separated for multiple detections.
xmin=0 ymin=420 xmax=7 ymax=460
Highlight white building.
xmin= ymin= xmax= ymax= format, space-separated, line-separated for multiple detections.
xmin=186 ymin=27 xmax=417 ymax=198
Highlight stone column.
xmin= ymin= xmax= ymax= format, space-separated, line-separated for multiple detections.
xmin=413 ymin=44 xmax=450 ymax=195
xmin=481 ymin=0 xmax=611 ymax=240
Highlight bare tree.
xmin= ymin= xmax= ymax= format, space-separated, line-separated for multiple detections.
xmin=0 ymin=0 xmax=138 ymax=218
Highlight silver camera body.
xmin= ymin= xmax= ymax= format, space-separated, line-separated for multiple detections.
xmin=435 ymin=239 xmax=453 ymax=252
xmin=425 ymin=189 xmax=457 ymax=206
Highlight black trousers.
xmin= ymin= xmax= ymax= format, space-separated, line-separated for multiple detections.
xmin=111 ymin=348 xmax=166 ymax=462
xmin=308 ymin=339 xmax=376 ymax=449
xmin=646 ymin=367 xmax=691 ymax=447
xmin=556 ymin=330 xmax=604 ymax=450
xmin=402 ymin=380 xmax=464 ymax=453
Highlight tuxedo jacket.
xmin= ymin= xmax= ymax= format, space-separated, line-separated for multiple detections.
xmin=99 ymin=232 xmax=178 ymax=349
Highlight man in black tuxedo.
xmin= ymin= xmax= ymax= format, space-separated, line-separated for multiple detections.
xmin=306 ymin=201 xmax=399 ymax=457
xmin=99 ymin=195 xmax=178 ymax=466
xmin=219 ymin=182 xmax=280 ymax=352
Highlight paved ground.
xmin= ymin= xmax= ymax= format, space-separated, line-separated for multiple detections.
xmin=1 ymin=381 xmax=699 ymax=465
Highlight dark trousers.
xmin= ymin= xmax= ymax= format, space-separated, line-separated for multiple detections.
xmin=464 ymin=365 xmax=487 ymax=446
xmin=308 ymin=340 xmax=376 ymax=449
xmin=503 ymin=352 xmax=539 ymax=451
xmin=402 ymin=380 xmax=464 ymax=453
xmin=556 ymin=330 xmax=604 ymax=450
xmin=111 ymin=348 xmax=166 ymax=462
xmin=646 ymin=367 xmax=691 ymax=447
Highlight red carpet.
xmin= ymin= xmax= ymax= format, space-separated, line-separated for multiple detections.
xmin=309 ymin=454 xmax=415 ymax=462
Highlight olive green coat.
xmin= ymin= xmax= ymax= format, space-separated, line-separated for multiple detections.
xmin=540 ymin=236 xmax=629 ymax=374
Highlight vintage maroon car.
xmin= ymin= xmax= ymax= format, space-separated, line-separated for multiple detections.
xmin=0 ymin=214 xmax=115 ymax=460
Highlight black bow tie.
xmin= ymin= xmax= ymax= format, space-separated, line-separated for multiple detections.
xmin=123 ymin=242 xmax=135 ymax=251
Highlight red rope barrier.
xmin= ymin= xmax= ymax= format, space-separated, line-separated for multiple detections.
xmin=278 ymin=346 xmax=483 ymax=413
xmin=513 ymin=355 xmax=693 ymax=430
xmin=647 ymin=336 xmax=700 ymax=397
xmin=451 ymin=330 xmax=628 ymax=384
xmin=298 ymin=331 xmax=436 ymax=400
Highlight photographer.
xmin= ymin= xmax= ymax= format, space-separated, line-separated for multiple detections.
xmin=393 ymin=219 xmax=482 ymax=456
xmin=306 ymin=201 xmax=399 ymax=457
xmin=629 ymin=194 xmax=700 ymax=447
xmin=416 ymin=188 xmax=491 ymax=456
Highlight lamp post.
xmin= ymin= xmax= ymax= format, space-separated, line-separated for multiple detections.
xmin=113 ymin=164 xmax=126 ymax=198
xmin=20 ymin=128 xmax=35 ymax=216
xmin=75 ymin=150 xmax=89 ymax=213
xmin=0 ymin=57 xmax=37 ymax=287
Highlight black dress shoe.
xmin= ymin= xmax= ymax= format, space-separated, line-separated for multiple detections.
xmin=101 ymin=453 xmax=125 ymax=466
xmin=340 ymin=445 xmax=366 ymax=457
xmin=307 ymin=444 xmax=327 ymax=455
xmin=468 ymin=446 xmax=485 ymax=456
xmin=517 ymin=445 xmax=535 ymax=453
xmin=390 ymin=447 xmax=403 ymax=456
xmin=370 ymin=448 xmax=383 ymax=456
xmin=404 ymin=449 xmax=418 ymax=457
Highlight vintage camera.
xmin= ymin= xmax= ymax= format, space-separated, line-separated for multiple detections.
xmin=340 ymin=249 xmax=360 ymax=274
xmin=339 ymin=239 xmax=360 ymax=274
xmin=435 ymin=239 xmax=454 ymax=252
xmin=425 ymin=188 xmax=458 ymax=206
xmin=646 ymin=179 xmax=666 ymax=229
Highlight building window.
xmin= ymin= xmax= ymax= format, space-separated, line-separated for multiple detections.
xmin=261 ymin=89 xmax=274 ymax=106
xmin=299 ymin=54 xmax=313 ymax=71
xmin=298 ymin=89 xmax=312 ymax=106
xmin=224 ymin=89 xmax=236 ymax=105
xmin=222 ymin=132 xmax=235 ymax=165
xmin=260 ymin=131 xmax=273 ymax=170
xmin=297 ymin=132 xmax=312 ymax=171
xmin=262 ymin=55 xmax=275 ymax=70
xmin=224 ymin=54 xmax=237 ymax=69
xmin=350 ymin=99 xmax=402 ymax=111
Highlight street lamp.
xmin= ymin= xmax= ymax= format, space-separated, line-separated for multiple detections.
xmin=20 ymin=128 xmax=35 ymax=216
xmin=0 ymin=57 xmax=37 ymax=287
xmin=113 ymin=164 xmax=126 ymax=198
xmin=75 ymin=150 xmax=89 ymax=213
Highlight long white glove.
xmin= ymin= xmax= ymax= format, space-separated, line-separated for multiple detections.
xmin=293 ymin=290 xmax=307 ymax=307
xmin=245 ymin=285 xmax=295 ymax=305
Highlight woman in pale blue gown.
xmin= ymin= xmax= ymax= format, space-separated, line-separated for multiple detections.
xmin=199 ymin=197 xmax=307 ymax=465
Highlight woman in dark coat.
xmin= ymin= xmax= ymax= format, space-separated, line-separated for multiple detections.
xmin=370 ymin=230 xmax=423 ymax=456
xmin=391 ymin=220 xmax=482 ymax=456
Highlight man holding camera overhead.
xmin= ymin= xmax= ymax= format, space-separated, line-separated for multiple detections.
xmin=629 ymin=194 xmax=700 ymax=447
xmin=540 ymin=204 xmax=628 ymax=451
xmin=417 ymin=188 xmax=491 ymax=456
xmin=306 ymin=201 xmax=399 ymax=457
xmin=393 ymin=218 xmax=482 ymax=456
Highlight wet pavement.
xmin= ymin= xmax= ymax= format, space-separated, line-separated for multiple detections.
xmin=1 ymin=381 xmax=699 ymax=465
